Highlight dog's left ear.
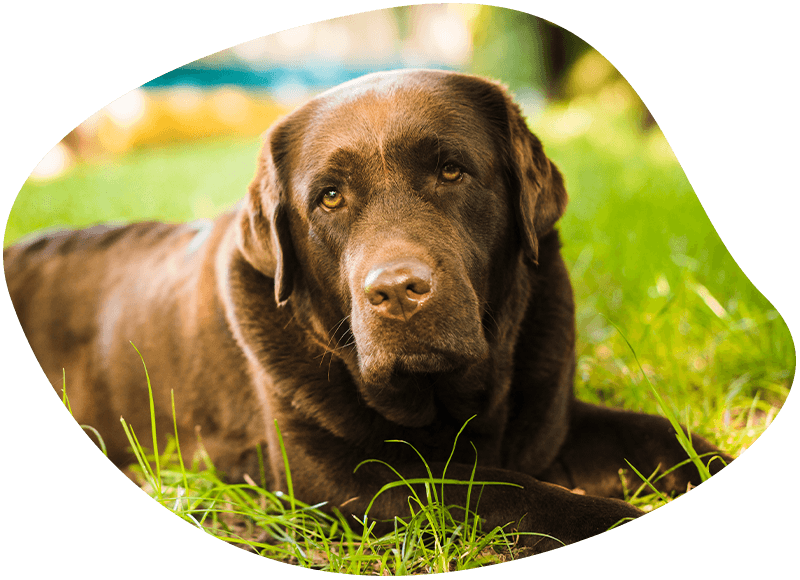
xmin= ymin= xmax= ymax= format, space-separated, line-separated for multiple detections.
xmin=504 ymin=96 xmax=568 ymax=264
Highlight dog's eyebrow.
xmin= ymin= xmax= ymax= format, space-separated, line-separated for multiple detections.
xmin=388 ymin=132 xmax=477 ymax=173
xmin=302 ymin=148 xmax=365 ymax=186
xmin=323 ymin=148 xmax=363 ymax=171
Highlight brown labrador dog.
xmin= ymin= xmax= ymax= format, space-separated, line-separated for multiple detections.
xmin=4 ymin=69 xmax=730 ymax=553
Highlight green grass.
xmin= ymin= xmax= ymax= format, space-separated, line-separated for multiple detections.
xmin=111 ymin=347 xmax=540 ymax=573
xmin=531 ymin=102 xmax=793 ymax=456
xmin=65 ymin=340 xmax=714 ymax=573
xmin=4 ymin=136 xmax=262 ymax=241
xmin=6 ymin=98 xmax=794 ymax=572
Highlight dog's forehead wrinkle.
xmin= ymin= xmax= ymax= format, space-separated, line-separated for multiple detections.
xmin=375 ymin=128 xmax=390 ymax=194
xmin=312 ymin=86 xmax=455 ymax=147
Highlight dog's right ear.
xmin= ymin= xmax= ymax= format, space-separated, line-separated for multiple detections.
xmin=503 ymin=95 xmax=569 ymax=265
xmin=236 ymin=123 xmax=298 ymax=305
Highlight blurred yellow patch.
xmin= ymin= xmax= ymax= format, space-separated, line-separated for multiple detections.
xmin=67 ymin=88 xmax=291 ymax=159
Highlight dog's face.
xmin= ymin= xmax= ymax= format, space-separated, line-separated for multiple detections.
xmin=238 ymin=70 xmax=567 ymax=426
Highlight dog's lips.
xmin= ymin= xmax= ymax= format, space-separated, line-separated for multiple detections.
xmin=356 ymin=341 xmax=488 ymax=388
xmin=391 ymin=353 xmax=463 ymax=378
xmin=352 ymin=341 xmax=491 ymax=427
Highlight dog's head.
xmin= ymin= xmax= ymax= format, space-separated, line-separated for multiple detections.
xmin=237 ymin=70 xmax=567 ymax=426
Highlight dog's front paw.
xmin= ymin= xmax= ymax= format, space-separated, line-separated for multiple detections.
xmin=516 ymin=487 xmax=643 ymax=554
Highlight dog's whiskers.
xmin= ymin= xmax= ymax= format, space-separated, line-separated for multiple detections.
xmin=317 ymin=316 xmax=356 ymax=383
xmin=327 ymin=333 xmax=356 ymax=381
xmin=283 ymin=313 xmax=298 ymax=331
xmin=327 ymin=314 xmax=352 ymax=336
xmin=319 ymin=315 xmax=352 ymax=367
xmin=481 ymin=305 xmax=500 ymax=341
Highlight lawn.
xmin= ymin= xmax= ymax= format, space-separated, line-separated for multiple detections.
xmin=4 ymin=99 xmax=794 ymax=573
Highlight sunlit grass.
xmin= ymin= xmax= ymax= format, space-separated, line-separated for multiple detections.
xmin=110 ymin=347 xmax=537 ymax=573
xmin=92 ymin=339 xmax=723 ymax=572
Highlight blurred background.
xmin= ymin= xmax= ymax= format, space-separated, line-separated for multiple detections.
xmin=26 ymin=4 xmax=657 ymax=182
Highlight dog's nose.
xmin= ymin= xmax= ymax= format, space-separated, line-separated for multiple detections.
xmin=364 ymin=259 xmax=433 ymax=321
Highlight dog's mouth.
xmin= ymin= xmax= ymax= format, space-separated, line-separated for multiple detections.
xmin=357 ymin=342 xmax=487 ymax=387
xmin=353 ymin=349 xmax=492 ymax=427
xmin=356 ymin=363 xmax=464 ymax=427
xmin=316 ymin=313 xmax=487 ymax=387
xmin=349 ymin=297 xmax=490 ymax=388
xmin=389 ymin=368 xmax=450 ymax=389
xmin=394 ymin=351 xmax=467 ymax=375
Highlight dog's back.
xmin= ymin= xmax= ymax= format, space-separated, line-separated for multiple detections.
xmin=3 ymin=218 xmax=255 ymax=465
xmin=6 ymin=223 xmax=175 ymax=323
xmin=5 ymin=221 xmax=194 ymax=367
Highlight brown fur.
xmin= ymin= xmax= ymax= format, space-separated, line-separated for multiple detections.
xmin=4 ymin=70 xmax=730 ymax=553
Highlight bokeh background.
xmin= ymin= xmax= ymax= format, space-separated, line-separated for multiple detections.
xmin=3 ymin=4 xmax=793 ymax=456
xmin=14 ymin=5 xmax=653 ymax=186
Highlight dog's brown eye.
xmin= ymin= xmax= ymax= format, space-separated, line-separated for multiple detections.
xmin=440 ymin=163 xmax=463 ymax=182
xmin=320 ymin=188 xmax=345 ymax=210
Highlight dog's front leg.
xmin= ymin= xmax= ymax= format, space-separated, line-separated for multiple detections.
xmin=331 ymin=460 xmax=643 ymax=554
xmin=538 ymin=400 xmax=733 ymax=498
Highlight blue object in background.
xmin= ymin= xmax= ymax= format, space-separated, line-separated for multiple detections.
xmin=143 ymin=62 xmax=457 ymax=92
